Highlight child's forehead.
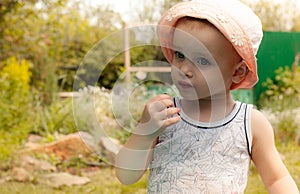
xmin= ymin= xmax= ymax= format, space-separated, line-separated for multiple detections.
xmin=174 ymin=18 xmax=224 ymax=42
xmin=172 ymin=20 xmax=232 ymax=56
xmin=172 ymin=37 xmax=211 ymax=57
xmin=172 ymin=30 xmax=209 ymax=54
xmin=176 ymin=17 xmax=214 ymax=28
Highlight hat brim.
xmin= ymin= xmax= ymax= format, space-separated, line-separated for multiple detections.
xmin=157 ymin=1 xmax=259 ymax=89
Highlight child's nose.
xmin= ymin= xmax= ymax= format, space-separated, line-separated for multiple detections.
xmin=178 ymin=61 xmax=193 ymax=78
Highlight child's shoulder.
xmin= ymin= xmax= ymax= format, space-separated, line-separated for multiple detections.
xmin=250 ymin=107 xmax=274 ymax=143
xmin=250 ymin=107 xmax=270 ymax=125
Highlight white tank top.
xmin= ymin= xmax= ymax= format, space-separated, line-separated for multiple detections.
xmin=148 ymin=98 xmax=252 ymax=194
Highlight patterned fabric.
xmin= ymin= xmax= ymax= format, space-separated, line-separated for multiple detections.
xmin=147 ymin=98 xmax=252 ymax=194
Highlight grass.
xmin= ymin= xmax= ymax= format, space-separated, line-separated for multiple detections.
xmin=246 ymin=143 xmax=300 ymax=193
xmin=0 ymin=167 xmax=148 ymax=194
xmin=0 ymin=144 xmax=299 ymax=194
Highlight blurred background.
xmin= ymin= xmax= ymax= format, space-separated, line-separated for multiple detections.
xmin=0 ymin=0 xmax=299 ymax=193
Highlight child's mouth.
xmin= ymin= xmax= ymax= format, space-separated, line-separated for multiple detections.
xmin=178 ymin=80 xmax=193 ymax=89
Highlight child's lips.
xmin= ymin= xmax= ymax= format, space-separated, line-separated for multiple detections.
xmin=178 ymin=80 xmax=193 ymax=88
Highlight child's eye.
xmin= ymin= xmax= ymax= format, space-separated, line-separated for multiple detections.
xmin=196 ymin=57 xmax=210 ymax=66
xmin=174 ymin=51 xmax=185 ymax=60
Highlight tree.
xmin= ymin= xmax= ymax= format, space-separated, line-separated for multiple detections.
xmin=0 ymin=0 xmax=124 ymax=100
xmin=132 ymin=0 xmax=187 ymax=23
xmin=242 ymin=0 xmax=300 ymax=32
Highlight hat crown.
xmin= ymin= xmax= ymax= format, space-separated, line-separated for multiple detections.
xmin=158 ymin=0 xmax=263 ymax=89
xmin=191 ymin=0 xmax=263 ymax=55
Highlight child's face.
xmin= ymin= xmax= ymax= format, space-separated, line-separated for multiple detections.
xmin=171 ymin=19 xmax=242 ymax=100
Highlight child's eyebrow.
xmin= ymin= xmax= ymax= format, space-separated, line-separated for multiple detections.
xmin=172 ymin=44 xmax=182 ymax=50
xmin=172 ymin=42 xmax=215 ymax=61
xmin=193 ymin=51 xmax=212 ymax=57
xmin=173 ymin=42 xmax=211 ymax=55
xmin=175 ymin=49 xmax=212 ymax=58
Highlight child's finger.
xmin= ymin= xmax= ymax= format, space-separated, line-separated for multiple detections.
xmin=165 ymin=107 xmax=180 ymax=118
xmin=149 ymin=99 xmax=174 ymax=112
xmin=156 ymin=107 xmax=179 ymax=120
xmin=151 ymin=94 xmax=172 ymax=102
xmin=164 ymin=115 xmax=181 ymax=127
xmin=160 ymin=99 xmax=174 ymax=108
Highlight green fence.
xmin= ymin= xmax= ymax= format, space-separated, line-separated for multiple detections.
xmin=231 ymin=89 xmax=254 ymax=104
xmin=232 ymin=32 xmax=300 ymax=105
xmin=254 ymin=31 xmax=300 ymax=104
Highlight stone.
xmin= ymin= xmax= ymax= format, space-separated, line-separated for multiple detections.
xmin=98 ymin=137 xmax=122 ymax=164
xmin=20 ymin=133 xmax=93 ymax=161
xmin=19 ymin=132 xmax=122 ymax=165
xmin=24 ymin=134 xmax=43 ymax=149
xmin=24 ymin=142 xmax=40 ymax=149
xmin=19 ymin=155 xmax=56 ymax=172
xmin=11 ymin=167 xmax=33 ymax=182
xmin=0 ymin=176 xmax=11 ymax=185
xmin=27 ymin=134 xmax=43 ymax=143
xmin=38 ymin=172 xmax=90 ymax=188
xmin=100 ymin=137 xmax=121 ymax=155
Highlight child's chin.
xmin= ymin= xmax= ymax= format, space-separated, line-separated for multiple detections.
xmin=180 ymin=92 xmax=209 ymax=100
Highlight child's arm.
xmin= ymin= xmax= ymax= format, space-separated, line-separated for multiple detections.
xmin=115 ymin=94 xmax=181 ymax=185
xmin=251 ymin=109 xmax=299 ymax=193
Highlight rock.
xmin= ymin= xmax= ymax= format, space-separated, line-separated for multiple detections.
xmin=99 ymin=137 xmax=122 ymax=164
xmin=27 ymin=134 xmax=43 ymax=143
xmin=80 ymin=134 xmax=122 ymax=165
xmin=19 ymin=132 xmax=122 ymax=165
xmin=11 ymin=167 xmax=33 ymax=182
xmin=24 ymin=134 xmax=43 ymax=149
xmin=19 ymin=155 xmax=56 ymax=172
xmin=100 ymin=137 xmax=121 ymax=155
xmin=0 ymin=176 xmax=11 ymax=185
xmin=38 ymin=172 xmax=90 ymax=188
xmin=20 ymin=132 xmax=92 ymax=161
xmin=24 ymin=142 xmax=40 ymax=149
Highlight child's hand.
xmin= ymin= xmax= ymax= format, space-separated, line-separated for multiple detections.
xmin=135 ymin=94 xmax=181 ymax=139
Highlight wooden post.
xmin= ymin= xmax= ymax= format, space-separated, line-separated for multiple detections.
xmin=122 ymin=22 xmax=171 ymax=83
xmin=123 ymin=23 xmax=131 ymax=83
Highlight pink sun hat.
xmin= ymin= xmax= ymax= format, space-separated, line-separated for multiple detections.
xmin=157 ymin=0 xmax=263 ymax=89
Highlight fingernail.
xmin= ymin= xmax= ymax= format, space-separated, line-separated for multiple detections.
xmin=177 ymin=108 xmax=180 ymax=114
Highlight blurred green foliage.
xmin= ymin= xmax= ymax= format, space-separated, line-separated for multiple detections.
xmin=259 ymin=64 xmax=300 ymax=145
xmin=0 ymin=57 xmax=33 ymax=160
xmin=0 ymin=0 xmax=125 ymax=102
xmin=242 ymin=0 xmax=300 ymax=31
xmin=33 ymin=98 xmax=77 ymax=138
xmin=0 ymin=0 xmax=176 ymax=162
xmin=259 ymin=66 xmax=300 ymax=111
xmin=0 ymin=0 xmax=300 ymax=168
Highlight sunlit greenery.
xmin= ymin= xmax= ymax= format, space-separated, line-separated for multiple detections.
xmin=0 ymin=0 xmax=300 ymax=193
xmin=0 ymin=143 xmax=299 ymax=193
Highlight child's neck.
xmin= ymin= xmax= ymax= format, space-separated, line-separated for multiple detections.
xmin=180 ymin=92 xmax=236 ymax=123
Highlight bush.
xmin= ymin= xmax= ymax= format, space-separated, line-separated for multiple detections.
xmin=32 ymin=98 xmax=77 ymax=141
xmin=0 ymin=57 xmax=33 ymax=161
xmin=260 ymin=64 xmax=300 ymax=145
xmin=259 ymin=66 xmax=300 ymax=111
xmin=261 ymin=109 xmax=300 ymax=146
xmin=73 ymin=86 xmax=124 ymax=146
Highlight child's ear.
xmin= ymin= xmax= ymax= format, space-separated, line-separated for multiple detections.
xmin=232 ymin=60 xmax=248 ymax=84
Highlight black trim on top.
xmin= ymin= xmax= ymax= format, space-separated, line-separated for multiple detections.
xmin=173 ymin=97 xmax=252 ymax=157
xmin=244 ymin=104 xmax=252 ymax=157
xmin=173 ymin=98 xmax=243 ymax=129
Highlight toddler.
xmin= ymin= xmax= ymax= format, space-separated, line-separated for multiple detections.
xmin=115 ymin=0 xmax=299 ymax=193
